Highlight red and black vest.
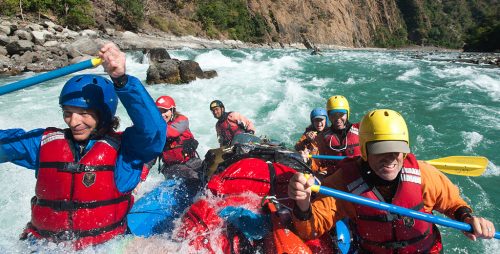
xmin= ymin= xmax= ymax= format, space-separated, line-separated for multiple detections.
xmin=162 ymin=115 xmax=195 ymax=165
xmin=322 ymin=122 xmax=360 ymax=157
xmin=343 ymin=154 xmax=442 ymax=253
xmin=25 ymin=128 xmax=132 ymax=250
xmin=216 ymin=112 xmax=244 ymax=146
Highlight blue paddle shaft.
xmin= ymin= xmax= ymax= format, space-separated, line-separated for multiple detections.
xmin=316 ymin=185 xmax=500 ymax=239
xmin=0 ymin=59 xmax=99 ymax=96
xmin=311 ymin=154 xmax=346 ymax=160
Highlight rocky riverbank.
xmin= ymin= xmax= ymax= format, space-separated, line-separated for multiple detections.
xmin=1 ymin=17 xmax=498 ymax=77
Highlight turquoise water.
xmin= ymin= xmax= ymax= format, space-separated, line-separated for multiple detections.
xmin=0 ymin=49 xmax=498 ymax=253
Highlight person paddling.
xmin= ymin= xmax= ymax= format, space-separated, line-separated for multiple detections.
xmin=289 ymin=109 xmax=495 ymax=253
xmin=302 ymin=95 xmax=360 ymax=175
xmin=295 ymin=108 xmax=328 ymax=172
xmin=148 ymin=95 xmax=202 ymax=181
xmin=0 ymin=42 xmax=166 ymax=250
xmin=209 ymin=100 xmax=255 ymax=147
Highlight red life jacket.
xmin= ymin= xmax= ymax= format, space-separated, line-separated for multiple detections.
xmin=322 ymin=123 xmax=360 ymax=157
xmin=162 ymin=115 xmax=195 ymax=165
xmin=216 ymin=112 xmax=245 ymax=146
xmin=25 ymin=128 xmax=132 ymax=250
xmin=342 ymin=154 xmax=442 ymax=253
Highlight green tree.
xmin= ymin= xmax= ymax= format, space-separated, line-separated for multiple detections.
xmin=114 ymin=0 xmax=144 ymax=31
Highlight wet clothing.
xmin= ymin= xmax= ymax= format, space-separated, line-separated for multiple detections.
xmin=313 ymin=122 xmax=360 ymax=174
xmin=25 ymin=128 xmax=132 ymax=249
xmin=162 ymin=114 xmax=196 ymax=165
xmin=292 ymin=154 xmax=471 ymax=253
xmin=216 ymin=111 xmax=255 ymax=147
xmin=0 ymin=75 xmax=166 ymax=248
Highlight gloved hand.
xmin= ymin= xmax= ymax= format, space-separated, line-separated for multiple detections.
xmin=182 ymin=138 xmax=199 ymax=156
xmin=218 ymin=206 xmax=271 ymax=241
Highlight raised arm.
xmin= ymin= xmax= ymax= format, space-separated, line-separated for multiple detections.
xmin=99 ymin=42 xmax=166 ymax=193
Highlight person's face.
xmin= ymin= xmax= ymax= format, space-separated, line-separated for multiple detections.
xmin=63 ymin=106 xmax=99 ymax=142
xmin=312 ymin=118 xmax=326 ymax=132
xmin=159 ymin=108 xmax=173 ymax=122
xmin=367 ymin=152 xmax=404 ymax=181
xmin=329 ymin=112 xmax=347 ymax=130
xmin=211 ymin=106 xmax=223 ymax=119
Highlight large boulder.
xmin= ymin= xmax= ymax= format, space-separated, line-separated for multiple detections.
xmin=6 ymin=40 xmax=34 ymax=55
xmin=179 ymin=60 xmax=204 ymax=83
xmin=146 ymin=59 xmax=181 ymax=84
xmin=66 ymin=38 xmax=100 ymax=58
xmin=146 ymin=48 xmax=170 ymax=63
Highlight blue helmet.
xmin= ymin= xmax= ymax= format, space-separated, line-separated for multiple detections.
xmin=310 ymin=107 xmax=328 ymax=123
xmin=59 ymin=74 xmax=118 ymax=128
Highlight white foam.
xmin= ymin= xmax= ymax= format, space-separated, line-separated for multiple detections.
xmin=460 ymin=131 xmax=484 ymax=152
xmin=397 ymin=67 xmax=421 ymax=81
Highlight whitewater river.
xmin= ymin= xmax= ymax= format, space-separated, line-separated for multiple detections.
xmin=0 ymin=49 xmax=498 ymax=253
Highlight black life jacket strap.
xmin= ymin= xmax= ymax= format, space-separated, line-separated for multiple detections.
xmin=28 ymin=217 xmax=127 ymax=240
xmin=361 ymin=226 xmax=431 ymax=249
xmin=39 ymin=162 xmax=115 ymax=172
xmin=32 ymin=194 xmax=131 ymax=211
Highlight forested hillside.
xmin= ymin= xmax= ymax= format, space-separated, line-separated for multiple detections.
xmin=1 ymin=0 xmax=498 ymax=51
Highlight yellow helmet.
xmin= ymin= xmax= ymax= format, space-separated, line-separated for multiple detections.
xmin=359 ymin=109 xmax=410 ymax=161
xmin=326 ymin=95 xmax=350 ymax=120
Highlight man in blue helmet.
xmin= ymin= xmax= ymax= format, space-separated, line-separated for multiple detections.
xmin=0 ymin=42 xmax=166 ymax=250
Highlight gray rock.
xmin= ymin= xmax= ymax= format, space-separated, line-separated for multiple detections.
xmin=26 ymin=23 xmax=42 ymax=31
xmin=66 ymin=38 xmax=99 ymax=58
xmin=14 ymin=30 xmax=32 ymax=41
xmin=147 ymin=48 xmax=171 ymax=63
xmin=42 ymin=21 xmax=57 ymax=29
xmin=43 ymin=40 xmax=59 ymax=47
xmin=18 ymin=51 xmax=38 ymax=64
xmin=6 ymin=40 xmax=34 ymax=55
xmin=104 ymin=28 xmax=116 ymax=36
xmin=80 ymin=29 xmax=98 ymax=38
xmin=0 ymin=25 xmax=10 ymax=35
xmin=146 ymin=59 xmax=181 ymax=84
xmin=32 ymin=30 xmax=51 ymax=45
xmin=203 ymin=70 xmax=218 ymax=79
xmin=0 ymin=46 xmax=7 ymax=56
xmin=0 ymin=34 xmax=10 ymax=46
xmin=179 ymin=60 xmax=204 ymax=83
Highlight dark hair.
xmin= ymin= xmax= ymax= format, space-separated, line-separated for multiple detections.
xmin=110 ymin=116 xmax=120 ymax=131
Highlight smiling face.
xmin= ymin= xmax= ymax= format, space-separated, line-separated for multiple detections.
xmin=211 ymin=106 xmax=224 ymax=119
xmin=159 ymin=108 xmax=173 ymax=122
xmin=329 ymin=112 xmax=347 ymax=130
xmin=63 ymin=106 xmax=99 ymax=142
xmin=367 ymin=152 xmax=404 ymax=181
xmin=312 ymin=118 xmax=326 ymax=132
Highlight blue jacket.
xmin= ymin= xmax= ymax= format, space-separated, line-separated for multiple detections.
xmin=0 ymin=75 xmax=166 ymax=193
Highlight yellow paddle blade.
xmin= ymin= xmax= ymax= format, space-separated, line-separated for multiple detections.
xmin=426 ymin=156 xmax=488 ymax=177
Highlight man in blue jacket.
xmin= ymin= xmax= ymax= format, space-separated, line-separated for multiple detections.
xmin=0 ymin=42 xmax=166 ymax=250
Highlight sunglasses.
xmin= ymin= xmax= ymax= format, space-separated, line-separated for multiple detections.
xmin=159 ymin=108 xmax=172 ymax=113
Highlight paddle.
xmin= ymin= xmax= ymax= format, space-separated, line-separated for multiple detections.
xmin=308 ymin=183 xmax=500 ymax=239
xmin=309 ymin=155 xmax=488 ymax=177
xmin=0 ymin=58 xmax=102 ymax=96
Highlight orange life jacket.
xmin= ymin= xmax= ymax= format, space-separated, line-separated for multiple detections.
xmin=342 ymin=154 xmax=442 ymax=253
xmin=25 ymin=128 xmax=132 ymax=250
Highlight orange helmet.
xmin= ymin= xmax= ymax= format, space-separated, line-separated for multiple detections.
xmin=156 ymin=96 xmax=176 ymax=110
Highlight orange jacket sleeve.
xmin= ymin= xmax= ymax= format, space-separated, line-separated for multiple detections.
xmin=419 ymin=161 xmax=471 ymax=217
